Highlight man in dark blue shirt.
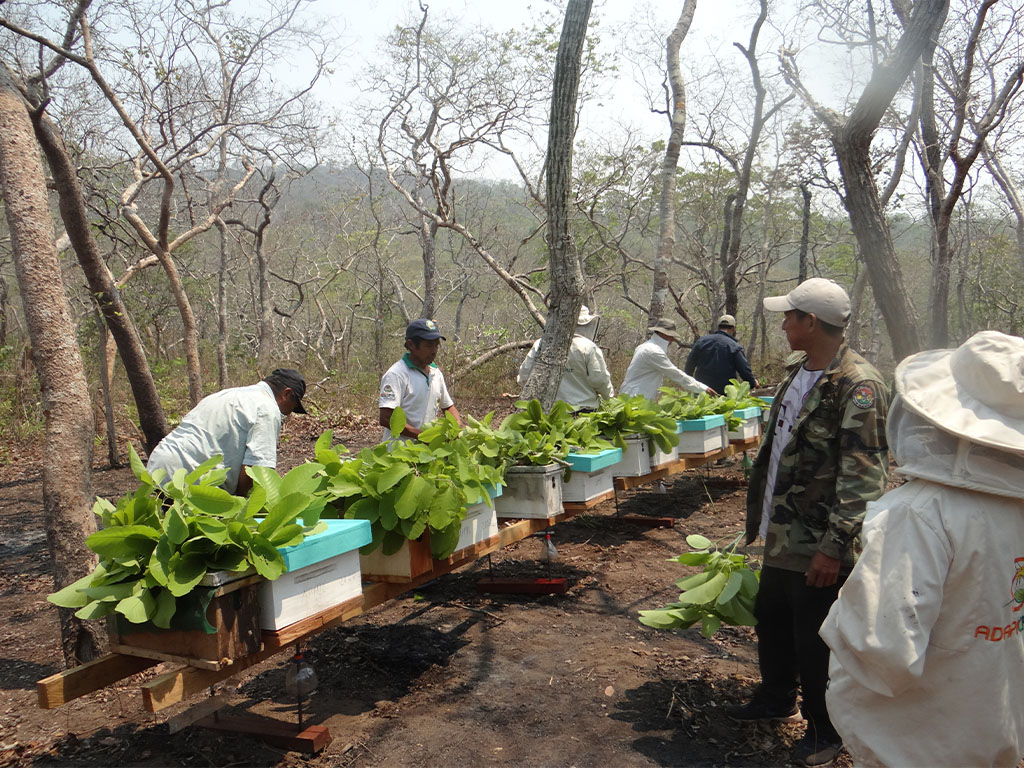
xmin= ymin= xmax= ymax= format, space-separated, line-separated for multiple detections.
xmin=684 ymin=314 xmax=758 ymax=394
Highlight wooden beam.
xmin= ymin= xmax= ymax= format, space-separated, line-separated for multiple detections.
xmin=37 ymin=653 xmax=159 ymax=709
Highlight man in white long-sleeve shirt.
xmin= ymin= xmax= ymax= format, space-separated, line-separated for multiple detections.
xmin=517 ymin=305 xmax=614 ymax=411
xmin=620 ymin=319 xmax=712 ymax=401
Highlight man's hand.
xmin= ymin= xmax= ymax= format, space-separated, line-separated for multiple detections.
xmin=806 ymin=551 xmax=840 ymax=588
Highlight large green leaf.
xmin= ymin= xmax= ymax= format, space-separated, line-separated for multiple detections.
xmin=115 ymin=589 xmax=156 ymax=624
xmin=128 ymin=443 xmax=157 ymax=487
xmin=429 ymin=520 xmax=461 ymax=559
xmin=187 ymin=484 xmax=244 ymax=518
xmin=193 ymin=517 xmax=229 ymax=544
xmin=381 ymin=528 xmax=409 ymax=556
xmin=377 ymin=463 xmax=412 ymax=494
xmin=428 ymin=485 xmax=462 ymax=530
xmin=165 ymin=553 xmax=207 ymax=597
xmin=248 ymin=535 xmax=286 ymax=580
xmin=394 ymin=475 xmax=433 ymax=520
xmin=151 ymin=588 xmax=177 ymax=629
xmin=280 ymin=462 xmax=325 ymax=498
xmin=164 ymin=505 xmax=190 ymax=545
xmin=344 ymin=497 xmax=380 ymax=524
xmin=717 ymin=571 xmax=744 ymax=606
xmin=389 ymin=407 xmax=407 ymax=438
xmin=86 ymin=525 xmax=161 ymax=559
xmin=148 ymin=535 xmax=173 ymax=587
xmin=269 ymin=523 xmax=304 ymax=548
xmin=248 ymin=465 xmax=283 ymax=508
xmin=185 ymin=455 xmax=225 ymax=485
xmin=685 ymin=534 xmax=712 ymax=550
xmin=676 ymin=571 xmax=728 ymax=605
xmin=75 ymin=599 xmax=116 ymax=620
xmin=48 ymin=572 xmax=99 ymax=608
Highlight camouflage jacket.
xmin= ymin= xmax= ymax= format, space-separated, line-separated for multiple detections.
xmin=745 ymin=345 xmax=890 ymax=573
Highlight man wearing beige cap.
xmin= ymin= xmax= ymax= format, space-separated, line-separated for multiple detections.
xmin=684 ymin=313 xmax=758 ymax=394
xmin=620 ymin=318 xmax=711 ymax=401
xmin=728 ymin=277 xmax=890 ymax=767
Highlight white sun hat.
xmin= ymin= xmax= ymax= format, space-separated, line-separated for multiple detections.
xmin=896 ymin=330 xmax=1024 ymax=454
xmin=577 ymin=305 xmax=599 ymax=325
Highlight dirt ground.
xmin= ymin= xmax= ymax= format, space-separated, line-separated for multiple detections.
xmin=0 ymin=409 xmax=854 ymax=768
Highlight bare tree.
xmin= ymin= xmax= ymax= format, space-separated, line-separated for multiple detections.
xmin=520 ymin=0 xmax=593 ymax=407
xmin=781 ymin=0 xmax=950 ymax=359
xmin=0 ymin=63 xmax=101 ymax=664
xmin=649 ymin=0 xmax=698 ymax=325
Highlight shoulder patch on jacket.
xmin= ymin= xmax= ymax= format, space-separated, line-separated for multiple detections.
xmin=852 ymin=385 xmax=874 ymax=409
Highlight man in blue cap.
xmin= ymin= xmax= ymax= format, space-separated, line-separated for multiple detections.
xmin=379 ymin=318 xmax=462 ymax=440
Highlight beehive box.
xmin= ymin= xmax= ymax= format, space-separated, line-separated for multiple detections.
xmin=616 ymin=435 xmax=652 ymax=477
xmin=676 ymin=414 xmax=726 ymax=455
xmin=108 ymin=573 xmax=261 ymax=669
xmin=651 ymin=429 xmax=680 ymax=467
xmin=495 ymin=463 xmax=563 ymax=519
xmin=257 ymin=518 xmax=372 ymax=630
xmin=562 ymin=447 xmax=622 ymax=502
xmin=360 ymin=485 xmax=502 ymax=582
xmin=728 ymin=406 xmax=762 ymax=441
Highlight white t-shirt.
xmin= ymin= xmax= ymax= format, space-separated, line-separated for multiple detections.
xmin=620 ymin=335 xmax=706 ymax=400
xmin=379 ymin=354 xmax=454 ymax=440
xmin=759 ymin=365 xmax=824 ymax=538
xmin=146 ymin=381 xmax=282 ymax=494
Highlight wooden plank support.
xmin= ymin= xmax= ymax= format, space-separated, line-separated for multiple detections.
xmin=476 ymin=577 xmax=569 ymax=595
xmin=142 ymin=596 xmax=364 ymax=713
xmin=166 ymin=693 xmax=232 ymax=735
xmin=561 ymin=488 xmax=616 ymax=513
xmin=613 ymin=467 xmax=670 ymax=491
xmin=37 ymin=653 xmax=159 ymax=709
xmin=195 ymin=714 xmax=331 ymax=753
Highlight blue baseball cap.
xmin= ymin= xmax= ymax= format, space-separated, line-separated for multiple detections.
xmin=406 ymin=318 xmax=446 ymax=340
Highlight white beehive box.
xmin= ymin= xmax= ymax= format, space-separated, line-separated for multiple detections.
xmin=562 ymin=448 xmax=622 ymax=503
xmin=676 ymin=414 xmax=726 ymax=456
xmin=616 ymin=435 xmax=652 ymax=477
xmin=258 ymin=518 xmax=371 ymax=630
xmin=495 ymin=463 xmax=563 ymax=519
xmin=728 ymin=406 xmax=762 ymax=441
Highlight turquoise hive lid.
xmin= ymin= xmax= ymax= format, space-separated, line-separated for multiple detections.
xmin=677 ymin=413 xmax=726 ymax=431
xmin=732 ymin=406 xmax=761 ymax=420
xmin=566 ymin=447 xmax=622 ymax=472
xmin=278 ymin=518 xmax=372 ymax=572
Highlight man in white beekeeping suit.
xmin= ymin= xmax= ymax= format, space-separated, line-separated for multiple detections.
xmin=517 ymin=305 xmax=613 ymax=411
xmin=620 ymin=318 xmax=713 ymax=400
xmin=820 ymin=330 xmax=1024 ymax=767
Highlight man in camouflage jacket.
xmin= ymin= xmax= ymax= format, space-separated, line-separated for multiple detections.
xmin=730 ymin=278 xmax=890 ymax=768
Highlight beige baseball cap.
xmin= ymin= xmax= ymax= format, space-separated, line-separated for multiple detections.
xmin=763 ymin=277 xmax=851 ymax=327
xmin=717 ymin=314 xmax=736 ymax=328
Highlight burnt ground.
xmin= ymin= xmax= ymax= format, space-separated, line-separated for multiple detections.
xmin=0 ymin=411 xmax=854 ymax=768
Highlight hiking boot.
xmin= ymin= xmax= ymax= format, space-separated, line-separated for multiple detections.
xmin=791 ymin=732 xmax=843 ymax=766
xmin=724 ymin=696 xmax=801 ymax=722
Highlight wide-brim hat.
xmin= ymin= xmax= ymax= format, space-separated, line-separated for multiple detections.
xmin=577 ymin=305 xmax=599 ymax=326
xmin=896 ymin=330 xmax=1024 ymax=454
xmin=648 ymin=318 xmax=681 ymax=341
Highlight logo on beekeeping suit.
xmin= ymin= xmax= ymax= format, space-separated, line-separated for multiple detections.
xmin=425 ymin=320 xmax=437 ymax=330
xmin=852 ymin=385 xmax=874 ymax=409
xmin=1012 ymin=557 xmax=1024 ymax=612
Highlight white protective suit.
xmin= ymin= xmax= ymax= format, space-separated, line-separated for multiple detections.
xmin=517 ymin=334 xmax=614 ymax=410
xmin=820 ymin=395 xmax=1024 ymax=767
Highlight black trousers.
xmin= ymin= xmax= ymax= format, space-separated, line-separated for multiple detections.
xmin=752 ymin=564 xmax=846 ymax=741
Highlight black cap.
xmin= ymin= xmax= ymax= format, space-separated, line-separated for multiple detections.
xmin=406 ymin=318 xmax=445 ymax=341
xmin=264 ymin=368 xmax=306 ymax=413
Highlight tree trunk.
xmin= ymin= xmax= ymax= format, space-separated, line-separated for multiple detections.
xmin=216 ymin=218 xmax=229 ymax=388
xmin=798 ymin=183 xmax=811 ymax=283
xmin=520 ymin=0 xmax=593 ymax=408
xmin=419 ymin=211 xmax=439 ymax=319
xmin=724 ymin=0 xmax=770 ymax=317
xmin=28 ymin=105 xmax=168 ymax=452
xmin=649 ymin=0 xmax=698 ymax=326
xmin=0 ymin=67 xmax=103 ymax=665
xmin=984 ymin=143 xmax=1024 ymax=267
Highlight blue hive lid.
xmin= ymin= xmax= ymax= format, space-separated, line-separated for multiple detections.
xmin=677 ymin=413 xmax=726 ymax=431
xmin=277 ymin=518 xmax=372 ymax=572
